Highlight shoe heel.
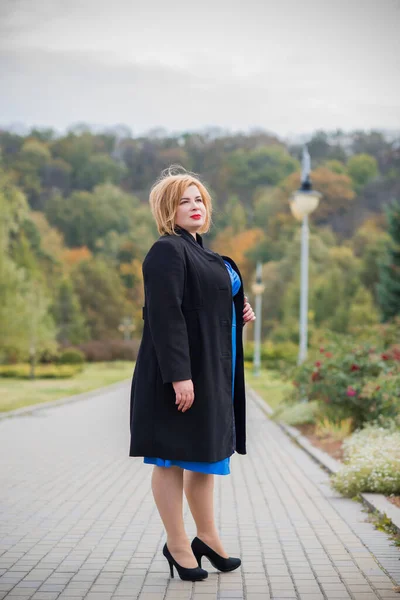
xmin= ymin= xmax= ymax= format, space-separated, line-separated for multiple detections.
xmin=163 ymin=543 xmax=208 ymax=581
xmin=168 ymin=560 xmax=174 ymax=578
xmin=193 ymin=550 xmax=202 ymax=568
xmin=191 ymin=537 xmax=241 ymax=573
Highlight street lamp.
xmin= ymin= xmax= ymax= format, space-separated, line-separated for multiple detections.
xmin=290 ymin=146 xmax=322 ymax=365
xmin=251 ymin=261 xmax=265 ymax=376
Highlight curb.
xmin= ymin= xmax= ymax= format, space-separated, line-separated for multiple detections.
xmin=247 ymin=386 xmax=400 ymax=535
xmin=0 ymin=378 xmax=131 ymax=421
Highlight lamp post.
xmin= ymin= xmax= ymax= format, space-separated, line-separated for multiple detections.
xmin=251 ymin=261 xmax=265 ymax=376
xmin=290 ymin=146 xmax=322 ymax=365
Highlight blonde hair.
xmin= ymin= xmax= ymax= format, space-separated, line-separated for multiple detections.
xmin=149 ymin=165 xmax=213 ymax=236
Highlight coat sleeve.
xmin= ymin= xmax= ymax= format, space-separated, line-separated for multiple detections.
xmin=143 ymin=240 xmax=192 ymax=384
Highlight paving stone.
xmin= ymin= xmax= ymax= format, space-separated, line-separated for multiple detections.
xmin=0 ymin=384 xmax=399 ymax=600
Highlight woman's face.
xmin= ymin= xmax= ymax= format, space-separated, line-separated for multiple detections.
xmin=174 ymin=184 xmax=207 ymax=234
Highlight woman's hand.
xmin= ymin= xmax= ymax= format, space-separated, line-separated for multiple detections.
xmin=172 ymin=379 xmax=194 ymax=412
xmin=243 ymin=296 xmax=256 ymax=325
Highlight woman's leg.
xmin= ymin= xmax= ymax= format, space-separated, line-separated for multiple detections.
xmin=183 ymin=471 xmax=229 ymax=557
xmin=151 ymin=465 xmax=198 ymax=568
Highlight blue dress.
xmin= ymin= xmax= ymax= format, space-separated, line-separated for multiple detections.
xmin=143 ymin=261 xmax=242 ymax=475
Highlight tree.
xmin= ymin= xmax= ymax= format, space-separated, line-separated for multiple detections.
xmin=348 ymin=287 xmax=379 ymax=329
xmin=74 ymin=153 xmax=127 ymax=190
xmin=45 ymin=184 xmax=141 ymax=250
xmin=72 ymin=258 xmax=131 ymax=340
xmin=322 ymin=159 xmax=347 ymax=174
xmin=226 ymin=146 xmax=299 ymax=196
xmin=279 ymin=167 xmax=355 ymax=227
xmin=347 ymin=153 xmax=379 ymax=192
xmin=211 ymin=227 xmax=264 ymax=283
xmin=51 ymin=279 xmax=89 ymax=345
xmin=377 ymin=199 xmax=400 ymax=321
xmin=12 ymin=139 xmax=52 ymax=209
xmin=0 ymin=170 xmax=57 ymax=364
xmin=351 ymin=219 xmax=390 ymax=299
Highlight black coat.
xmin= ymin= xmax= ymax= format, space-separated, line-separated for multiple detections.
xmin=129 ymin=226 xmax=246 ymax=463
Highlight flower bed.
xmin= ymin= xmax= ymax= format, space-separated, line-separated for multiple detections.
xmin=277 ymin=410 xmax=400 ymax=501
xmin=288 ymin=336 xmax=400 ymax=429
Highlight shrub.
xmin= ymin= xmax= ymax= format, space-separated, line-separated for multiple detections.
xmin=262 ymin=341 xmax=298 ymax=369
xmin=287 ymin=337 xmax=400 ymax=428
xmin=273 ymin=400 xmax=321 ymax=426
xmin=76 ymin=339 xmax=140 ymax=362
xmin=0 ymin=364 xmax=83 ymax=379
xmin=243 ymin=340 xmax=298 ymax=369
xmin=331 ymin=425 xmax=400 ymax=496
xmin=314 ymin=417 xmax=353 ymax=441
xmin=58 ymin=348 xmax=85 ymax=365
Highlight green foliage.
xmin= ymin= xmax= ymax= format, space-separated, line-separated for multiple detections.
xmin=348 ymin=288 xmax=379 ymax=328
xmin=0 ymin=363 xmax=83 ymax=378
xmin=46 ymin=184 xmax=141 ymax=250
xmin=51 ymin=279 xmax=89 ymax=345
xmin=377 ymin=199 xmax=400 ymax=321
xmin=351 ymin=222 xmax=391 ymax=299
xmin=71 ymin=258 xmax=131 ymax=340
xmin=0 ymin=127 xmax=399 ymax=365
xmin=243 ymin=340 xmax=298 ymax=369
xmin=74 ymin=153 xmax=127 ymax=190
xmin=288 ymin=337 xmax=400 ymax=428
xmin=347 ymin=153 xmax=379 ymax=191
xmin=0 ymin=169 xmax=57 ymax=363
xmin=21 ymin=139 xmax=51 ymax=166
xmin=57 ymin=348 xmax=85 ymax=365
xmin=227 ymin=146 xmax=299 ymax=191
xmin=273 ymin=400 xmax=321 ymax=425
xmin=322 ymin=160 xmax=347 ymax=174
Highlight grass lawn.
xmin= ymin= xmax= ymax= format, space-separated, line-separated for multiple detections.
xmin=245 ymin=367 xmax=292 ymax=412
xmin=0 ymin=361 xmax=134 ymax=413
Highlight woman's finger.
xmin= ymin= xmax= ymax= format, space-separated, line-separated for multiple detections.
xmin=244 ymin=311 xmax=256 ymax=322
xmin=182 ymin=393 xmax=192 ymax=412
xmin=183 ymin=392 xmax=192 ymax=412
xmin=177 ymin=393 xmax=186 ymax=411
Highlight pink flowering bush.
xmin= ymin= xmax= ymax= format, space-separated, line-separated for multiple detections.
xmin=288 ymin=335 xmax=400 ymax=428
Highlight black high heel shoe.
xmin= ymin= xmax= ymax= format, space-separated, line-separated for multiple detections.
xmin=162 ymin=543 xmax=208 ymax=581
xmin=191 ymin=537 xmax=241 ymax=572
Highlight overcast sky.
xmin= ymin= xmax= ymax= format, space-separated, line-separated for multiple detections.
xmin=1 ymin=0 xmax=399 ymax=138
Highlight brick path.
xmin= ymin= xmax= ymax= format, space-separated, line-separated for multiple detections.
xmin=0 ymin=383 xmax=399 ymax=600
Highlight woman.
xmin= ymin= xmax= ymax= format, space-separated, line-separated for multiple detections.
xmin=129 ymin=168 xmax=255 ymax=582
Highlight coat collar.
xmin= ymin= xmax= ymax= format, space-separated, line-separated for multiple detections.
xmin=173 ymin=225 xmax=204 ymax=248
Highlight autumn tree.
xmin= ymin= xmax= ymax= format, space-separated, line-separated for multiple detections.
xmin=211 ymin=227 xmax=264 ymax=283
xmin=279 ymin=167 xmax=355 ymax=227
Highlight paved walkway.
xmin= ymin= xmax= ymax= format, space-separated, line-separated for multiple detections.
xmin=0 ymin=383 xmax=399 ymax=600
